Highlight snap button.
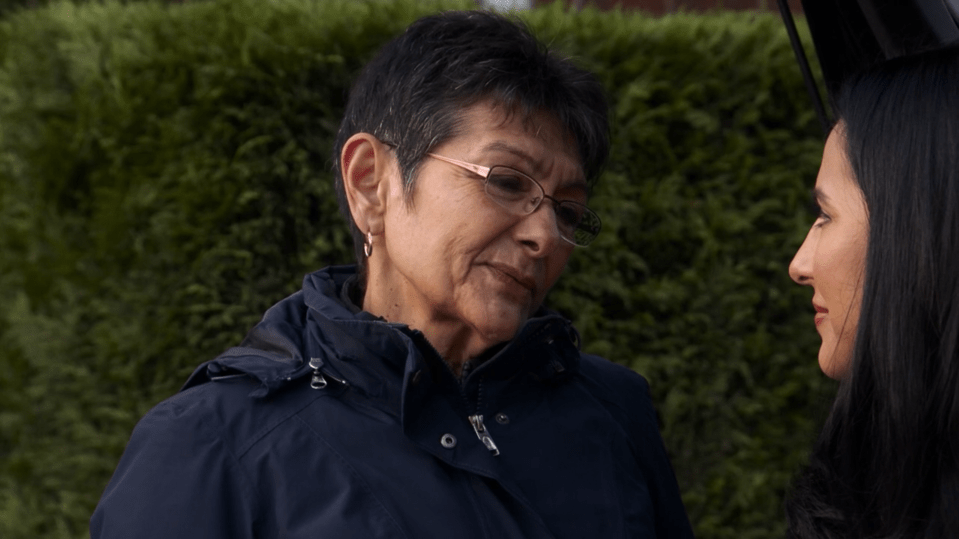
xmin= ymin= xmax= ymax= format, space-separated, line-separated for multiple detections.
xmin=440 ymin=433 xmax=457 ymax=449
xmin=495 ymin=413 xmax=509 ymax=425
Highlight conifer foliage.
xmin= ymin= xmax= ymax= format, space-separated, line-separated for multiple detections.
xmin=0 ymin=1 xmax=831 ymax=537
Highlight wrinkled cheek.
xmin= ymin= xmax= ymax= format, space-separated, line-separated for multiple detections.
xmin=542 ymin=256 xmax=572 ymax=297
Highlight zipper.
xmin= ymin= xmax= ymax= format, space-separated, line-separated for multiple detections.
xmin=468 ymin=414 xmax=500 ymax=456
xmin=462 ymin=383 xmax=503 ymax=456
xmin=466 ymin=378 xmax=500 ymax=457
xmin=459 ymin=320 xmax=562 ymax=456
xmin=408 ymin=329 xmax=503 ymax=457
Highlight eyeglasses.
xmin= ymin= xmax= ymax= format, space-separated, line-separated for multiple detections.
xmin=426 ymin=153 xmax=602 ymax=247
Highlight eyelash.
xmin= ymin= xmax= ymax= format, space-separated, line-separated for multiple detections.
xmin=810 ymin=201 xmax=830 ymax=226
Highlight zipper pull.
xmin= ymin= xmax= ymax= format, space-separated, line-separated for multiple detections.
xmin=309 ymin=357 xmax=328 ymax=389
xmin=468 ymin=414 xmax=500 ymax=456
xmin=308 ymin=357 xmax=348 ymax=390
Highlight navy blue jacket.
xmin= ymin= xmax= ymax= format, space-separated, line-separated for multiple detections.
xmin=91 ymin=266 xmax=694 ymax=538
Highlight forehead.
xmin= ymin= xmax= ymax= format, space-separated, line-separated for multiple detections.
xmin=458 ymin=101 xmax=577 ymax=152
xmin=447 ymin=101 xmax=585 ymax=182
xmin=816 ymin=128 xmax=861 ymax=204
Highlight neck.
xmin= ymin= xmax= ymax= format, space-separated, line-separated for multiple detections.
xmin=361 ymin=265 xmax=504 ymax=373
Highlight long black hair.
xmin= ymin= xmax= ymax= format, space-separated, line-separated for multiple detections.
xmin=786 ymin=45 xmax=959 ymax=539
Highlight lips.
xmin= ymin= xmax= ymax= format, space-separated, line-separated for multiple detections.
xmin=813 ymin=302 xmax=828 ymax=327
xmin=486 ymin=262 xmax=536 ymax=292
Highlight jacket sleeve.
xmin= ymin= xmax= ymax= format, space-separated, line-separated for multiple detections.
xmin=90 ymin=393 xmax=257 ymax=539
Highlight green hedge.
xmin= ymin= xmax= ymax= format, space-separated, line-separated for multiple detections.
xmin=0 ymin=1 xmax=834 ymax=537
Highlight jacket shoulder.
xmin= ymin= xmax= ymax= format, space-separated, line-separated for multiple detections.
xmin=91 ymin=374 xmax=324 ymax=538
xmin=167 ymin=370 xmax=325 ymax=457
xmin=91 ymin=380 xmax=259 ymax=538
xmin=572 ymin=354 xmax=695 ymax=539
xmin=574 ymin=354 xmax=656 ymax=425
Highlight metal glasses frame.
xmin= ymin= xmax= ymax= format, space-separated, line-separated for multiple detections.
xmin=425 ymin=152 xmax=601 ymax=247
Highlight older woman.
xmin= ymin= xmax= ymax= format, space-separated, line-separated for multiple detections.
xmin=91 ymin=10 xmax=693 ymax=539
xmin=786 ymin=45 xmax=959 ymax=539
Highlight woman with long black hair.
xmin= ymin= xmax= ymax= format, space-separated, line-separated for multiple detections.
xmin=787 ymin=45 xmax=959 ymax=538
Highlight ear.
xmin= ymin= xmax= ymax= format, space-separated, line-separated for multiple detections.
xmin=341 ymin=133 xmax=395 ymax=236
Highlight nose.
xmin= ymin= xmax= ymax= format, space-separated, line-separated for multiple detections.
xmin=514 ymin=202 xmax=564 ymax=256
xmin=789 ymin=226 xmax=815 ymax=285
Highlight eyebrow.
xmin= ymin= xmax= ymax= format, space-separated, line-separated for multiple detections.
xmin=481 ymin=141 xmax=541 ymax=171
xmin=480 ymin=140 xmax=588 ymax=195
xmin=812 ymin=187 xmax=829 ymax=205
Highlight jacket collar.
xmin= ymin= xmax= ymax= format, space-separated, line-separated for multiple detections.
xmin=183 ymin=266 xmax=581 ymax=403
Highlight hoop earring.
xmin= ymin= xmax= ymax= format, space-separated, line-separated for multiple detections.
xmin=363 ymin=231 xmax=373 ymax=258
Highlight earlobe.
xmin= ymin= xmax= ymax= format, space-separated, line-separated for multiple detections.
xmin=341 ymin=133 xmax=393 ymax=236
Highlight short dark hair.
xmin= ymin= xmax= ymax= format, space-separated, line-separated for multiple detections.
xmin=332 ymin=10 xmax=610 ymax=268
xmin=786 ymin=44 xmax=959 ymax=539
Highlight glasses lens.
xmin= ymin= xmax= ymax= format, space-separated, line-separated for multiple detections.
xmin=485 ymin=167 xmax=601 ymax=247
xmin=554 ymin=201 xmax=600 ymax=246
xmin=564 ymin=203 xmax=601 ymax=246
xmin=485 ymin=167 xmax=541 ymax=213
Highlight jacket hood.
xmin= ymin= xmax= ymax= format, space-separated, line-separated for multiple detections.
xmin=182 ymin=266 xmax=581 ymax=399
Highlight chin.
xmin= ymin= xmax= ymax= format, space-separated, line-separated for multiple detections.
xmin=477 ymin=319 xmax=523 ymax=344
xmin=471 ymin=306 xmax=528 ymax=344
xmin=818 ymin=348 xmax=849 ymax=380
xmin=818 ymin=359 xmax=841 ymax=380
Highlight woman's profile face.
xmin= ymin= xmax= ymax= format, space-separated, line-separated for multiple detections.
xmin=788 ymin=127 xmax=868 ymax=379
